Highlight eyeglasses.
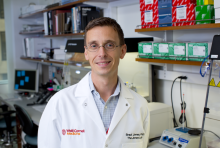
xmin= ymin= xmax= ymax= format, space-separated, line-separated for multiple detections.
xmin=86 ymin=42 xmax=119 ymax=52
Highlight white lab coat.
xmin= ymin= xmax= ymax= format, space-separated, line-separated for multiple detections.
xmin=38 ymin=72 xmax=150 ymax=148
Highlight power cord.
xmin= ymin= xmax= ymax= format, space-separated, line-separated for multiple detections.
xmin=179 ymin=78 xmax=188 ymax=127
xmin=171 ymin=76 xmax=187 ymax=128
xmin=188 ymin=127 xmax=220 ymax=139
xmin=171 ymin=77 xmax=179 ymax=127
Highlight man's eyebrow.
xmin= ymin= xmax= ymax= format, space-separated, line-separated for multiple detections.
xmin=87 ymin=40 xmax=118 ymax=45
xmin=105 ymin=40 xmax=117 ymax=44
xmin=87 ymin=41 xmax=97 ymax=45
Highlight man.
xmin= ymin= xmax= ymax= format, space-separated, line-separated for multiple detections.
xmin=38 ymin=17 xmax=150 ymax=148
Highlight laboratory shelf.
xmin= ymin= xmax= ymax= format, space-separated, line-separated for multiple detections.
xmin=135 ymin=23 xmax=220 ymax=32
xmin=20 ymin=57 xmax=90 ymax=68
xmin=18 ymin=0 xmax=119 ymax=19
xmin=135 ymin=58 xmax=203 ymax=66
xmin=19 ymin=30 xmax=44 ymax=35
xmin=44 ymin=33 xmax=84 ymax=37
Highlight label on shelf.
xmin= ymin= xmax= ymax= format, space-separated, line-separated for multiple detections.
xmin=145 ymin=10 xmax=153 ymax=22
xmin=159 ymin=44 xmax=168 ymax=53
xmin=174 ymin=46 xmax=185 ymax=55
xmin=177 ymin=5 xmax=186 ymax=19
xmin=193 ymin=46 xmax=205 ymax=56
xmin=143 ymin=45 xmax=152 ymax=53
xmin=145 ymin=0 xmax=153 ymax=5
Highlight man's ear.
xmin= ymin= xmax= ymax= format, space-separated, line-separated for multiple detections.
xmin=84 ymin=46 xmax=89 ymax=60
xmin=120 ymin=44 xmax=127 ymax=59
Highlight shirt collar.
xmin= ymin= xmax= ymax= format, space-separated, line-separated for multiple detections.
xmin=89 ymin=72 xmax=121 ymax=97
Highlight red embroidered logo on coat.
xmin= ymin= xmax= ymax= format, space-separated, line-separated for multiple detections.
xmin=62 ymin=129 xmax=66 ymax=135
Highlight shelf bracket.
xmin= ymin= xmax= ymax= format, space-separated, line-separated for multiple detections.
xmin=163 ymin=30 xmax=173 ymax=42
xmin=163 ymin=64 xmax=173 ymax=78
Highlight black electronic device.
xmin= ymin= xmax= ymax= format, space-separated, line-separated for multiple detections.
xmin=124 ymin=37 xmax=153 ymax=52
xmin=36 ymin=91 xmax=52 ymax=104
xmin=65 ymin=39 xmax=84 ymax=53
xmin=209 ymin=35 xmax=220 ymax=60
xmin=27 ymin=91 xmax=54 ymax=106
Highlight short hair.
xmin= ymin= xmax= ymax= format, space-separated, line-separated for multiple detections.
xmin=84 ymin=17 xmax=125 ymax=46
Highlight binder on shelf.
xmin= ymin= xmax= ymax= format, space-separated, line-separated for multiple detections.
xmin=81 ymin=7 xmax=97 ymax=31
xmin=44 ymin=12 xmax=49 ymax=35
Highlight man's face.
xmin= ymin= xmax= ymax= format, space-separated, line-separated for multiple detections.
xmin=84 ymin=26 xmax=126 ymax=77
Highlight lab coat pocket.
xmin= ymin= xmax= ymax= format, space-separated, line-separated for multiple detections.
xmin=122 ymin=141 xmax=143 ymax=148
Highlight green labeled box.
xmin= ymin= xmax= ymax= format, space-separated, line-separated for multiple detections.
xmin=196 ymin=5 xmax=215 ymax=24
xmin=169 ymin=43 xmax=186 ymax=60
xmin=153 ymin=43 xmax=169 ymax=59
xmin=138 ymin=42 xmax=153 ymax=59
xmin=188 ymin=43 xmax=209 ymax=61
xmin=197 ymin=0 xmax=214 ymax=6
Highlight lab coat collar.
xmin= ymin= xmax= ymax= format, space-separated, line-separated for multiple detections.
xmin=75 ymin=72 xmax=134 ymax=137
xmin=75 ymin=72 xmax=133 ymax=99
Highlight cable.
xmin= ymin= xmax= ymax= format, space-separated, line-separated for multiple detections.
xmin=188 ymin=127 xmax=220 ymax=139
xmin=180 ymin=79 xmax=183 ymax=102
xmin=179 ymin=79 xmax=188 ymax=127
xmin=205 ymin=130 xmax=220 ymax=139
xmin=171 ymin=77 xmax=179 ymax=127
xmin=171 ymin=76 xmax=187 ymax=128
xmin=200 ymin=55 xmax=210 ymax=77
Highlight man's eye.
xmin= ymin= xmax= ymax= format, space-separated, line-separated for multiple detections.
xmin=106 ymin=43 xmax=114 ymax=48
xmin=90 ymin=44 xmax=97 ymax=48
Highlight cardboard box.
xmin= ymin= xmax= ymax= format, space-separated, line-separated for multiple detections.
xmin=214 ymin=0 xmax=220 ymax=8
xmin=215 ymin=8 xmax=220 ymax=23
xmin=196 ymin=5 xmax=215 ymax=24
xmin=172 ymin=4 xmax=196 ymax=26
xmin=138 ymin=42 xmax=153 ymax=58
xmin=197 ymin=0 xmax=214 ymax=6
xmin=141 ymin=9 xmax=159 ymax=28
xmin=153 ymin=43 xmax=169 ymax=59
xmin=169 ymin=43 xmax=186 ymax=60
xmin=159 ymin=7 xmax=172 ymax=27
xmin=173 ymin=0 xmax=196 ymax=6
xmin=140 ymin=0 xmax=158 ymax=11
xmin=158 ymin=0 xmax=172 ymax=8
xmin=188 ymin=43 xmax=211 ymax=61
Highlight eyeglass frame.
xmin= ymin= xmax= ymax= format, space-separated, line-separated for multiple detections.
xmin=85 ymin=42 xmax=120 ymax=52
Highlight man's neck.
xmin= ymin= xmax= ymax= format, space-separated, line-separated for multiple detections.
xmin=91 ymin=72 xmax=118 ymax=102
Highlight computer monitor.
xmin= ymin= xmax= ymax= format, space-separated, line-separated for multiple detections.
xmin=14 ymin=69 xmax=39 ymax=92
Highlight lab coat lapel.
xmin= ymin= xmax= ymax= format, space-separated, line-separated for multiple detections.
xmin=75 ymin=72 xmax=106 ymax=137
xmin=106 ymin=78 xmax=133 ymax=138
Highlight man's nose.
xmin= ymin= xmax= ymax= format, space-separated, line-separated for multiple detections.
xmin=98 ymin=46 xmax=107 ymax=57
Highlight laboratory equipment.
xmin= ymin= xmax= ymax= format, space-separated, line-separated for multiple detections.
xmin=14 ymin=69 xmax=39 ymax=92
xmin=148 ymin=102 xmax=173 ymax=139
xmin=159 ymin=128 xmax=206 ymax=148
